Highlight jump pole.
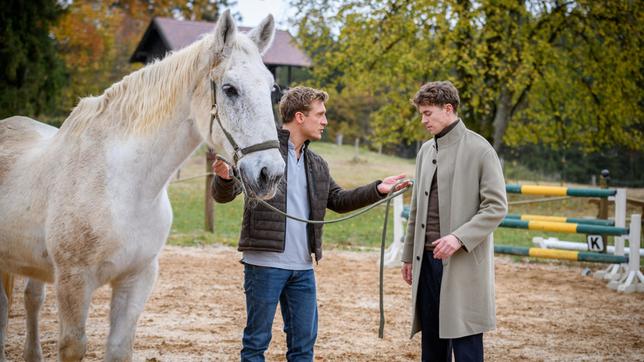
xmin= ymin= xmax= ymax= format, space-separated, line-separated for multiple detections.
xmin=494 ymin=245 xmax=628 ymax=264
xmin=506 ymin=214 xmax=615 ymax=226
xmin=532 ymin=236 xmax=644 ymax=257
xmin=497 ymin=211 xmax=641 ymax=292
xmin=506 ymin=185 xmax=630 ymax=281
xmin=500 ymin=218 xmax=628 ymax=236
xmin=505 ymin=184 xmax=617 ymax=197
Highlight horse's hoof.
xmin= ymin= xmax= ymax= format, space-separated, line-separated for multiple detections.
xmin=24 ymin=347 xmax=44 ymax=362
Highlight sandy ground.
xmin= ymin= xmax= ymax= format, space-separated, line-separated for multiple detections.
xmin=4 ymin=245 xmax=644 ymax=361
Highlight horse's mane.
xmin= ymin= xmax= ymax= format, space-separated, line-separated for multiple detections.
xmin=60 ymin=34 xmax=213 ymax=136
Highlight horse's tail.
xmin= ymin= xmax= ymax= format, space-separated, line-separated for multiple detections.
xmin=1 ymin=273 xmax=14 ymax=328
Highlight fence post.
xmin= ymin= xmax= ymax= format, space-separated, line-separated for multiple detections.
xmin=613 ymin=189 xmax=627 ymax=255
xmin=608 ymin=214 xmax=643 ymax=293
xmin=598 ymin=169 xmax=610 ymax=253
xmin=205 ymin=148 xmax=216 ymax=232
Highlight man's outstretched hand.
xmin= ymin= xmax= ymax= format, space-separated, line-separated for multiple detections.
xmin=377 ymin=174 xmax=412 ymax=194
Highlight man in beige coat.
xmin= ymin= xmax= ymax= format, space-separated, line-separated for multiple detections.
xmin=401 ymin=81 xmax=507 ymax=361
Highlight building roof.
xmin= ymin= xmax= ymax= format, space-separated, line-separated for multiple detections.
xmin=130 ymin=17 xmax=311 ymax=67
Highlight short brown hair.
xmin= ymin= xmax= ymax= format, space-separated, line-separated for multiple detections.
xmin=411 ymin=81 xmax=460 ymax=113
xmin=279 ymin=86 xmax=329 ymax=123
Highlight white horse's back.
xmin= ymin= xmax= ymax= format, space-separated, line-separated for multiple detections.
xmin=0 ymin=115 xmax=58 ymax=190
xmin=0 ymin=116 xmax=57 ymax=171
xmin=0 ymin=116 xmax=58 ymax=282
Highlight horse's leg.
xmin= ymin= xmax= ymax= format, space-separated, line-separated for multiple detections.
xmin=1 ymin=273 xmax=13 ymax=312
xmin=105 ymin=258 xmax=158 ymax=362
xmin=0 ymin=273 xmax=12 ymax=362
xmin=23 ymin=278 xmax=45 ymax=362
xmin=55 ymin=271 xmax=92 ymax=362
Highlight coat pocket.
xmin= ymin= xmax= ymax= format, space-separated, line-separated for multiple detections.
xmin=473 ymin=243 xmax=484 ymax=265
xmin=472 ymin=238 xmax=491 ymax=265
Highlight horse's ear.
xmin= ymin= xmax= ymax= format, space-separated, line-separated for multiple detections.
xmin=212 ymin=9 xmax=237 ymax=57
xmin=248 ymin=14 xmax=275 ymax=55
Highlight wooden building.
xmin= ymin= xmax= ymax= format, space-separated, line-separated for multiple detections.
xmin=130 ymin=17 xmax=311 ymax=92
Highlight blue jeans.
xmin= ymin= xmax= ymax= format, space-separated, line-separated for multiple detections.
xmin=241 ymin=264 xmax=318 ymax=362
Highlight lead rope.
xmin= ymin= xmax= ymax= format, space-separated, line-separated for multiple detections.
xmin=215 ymin=156 xmax=412 ymax=338
xmin=378 ymin=188 xmax=394 ymax=338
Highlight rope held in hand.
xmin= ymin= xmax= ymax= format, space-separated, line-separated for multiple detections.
xmin=216 ymin=156 xmax=413 ymax=338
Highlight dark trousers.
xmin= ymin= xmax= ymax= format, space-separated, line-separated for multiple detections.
xmin=418 ymin=251 xmax=484 ymax=362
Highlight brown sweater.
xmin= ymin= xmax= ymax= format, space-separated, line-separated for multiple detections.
xmin=424 ymin=119 xmax=460 ymax=251
xmin=424 ymin=171 xmax=440 ymax=250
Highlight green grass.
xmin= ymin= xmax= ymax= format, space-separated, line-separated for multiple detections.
xmin=167 ymin=142 xmax=412 ymax=249
xmin=167 ymin=143 xmax=638 ymax=258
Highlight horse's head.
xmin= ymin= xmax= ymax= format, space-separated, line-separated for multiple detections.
xmin=194 ymin=10 xmax=284 ymax=199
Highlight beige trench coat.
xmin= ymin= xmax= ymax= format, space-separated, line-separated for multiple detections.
xmin=402 ymin=120 xmax=507 ymax=339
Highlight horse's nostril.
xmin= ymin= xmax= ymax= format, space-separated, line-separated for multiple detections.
xmin=259 ymin=167 xmax=269 ymax=184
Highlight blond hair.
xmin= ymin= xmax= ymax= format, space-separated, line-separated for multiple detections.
xmin=279 ymin=86 xmax=329 ymax=123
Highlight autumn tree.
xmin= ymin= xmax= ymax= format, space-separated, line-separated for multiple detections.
xmin=0 ymin=0 xmax=67 ymax=119
xmin=291 ymin=0 xmax=642 ymax=154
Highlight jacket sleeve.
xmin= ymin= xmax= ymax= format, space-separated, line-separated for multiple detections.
xmin=326 ymin=176 xmax=385 ymax=213
xmin=401 ymin=149 xmax=424 ymax=263
xmin=210 ymin=175 xmax=242 ymax=203
xmin=451 ymin=149 xmax=508 ymax=251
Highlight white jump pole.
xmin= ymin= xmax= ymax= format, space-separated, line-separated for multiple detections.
xmin=383 ymin=194 xmax=404 ymax=268
xmin=533 ymin=236 xmax=644 ymax=256
xmin=594 ymin=188 xmax=628 ymax=281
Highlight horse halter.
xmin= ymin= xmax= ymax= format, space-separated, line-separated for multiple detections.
xmin=208 ymin=79 xmax=280 ymax=164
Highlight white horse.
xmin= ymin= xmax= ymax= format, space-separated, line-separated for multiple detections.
xmin=0 ymin=10 xmax=284 ymax=361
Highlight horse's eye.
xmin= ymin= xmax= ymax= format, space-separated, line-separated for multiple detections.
xmin=222 ymin=84 xmax=238 ymax=98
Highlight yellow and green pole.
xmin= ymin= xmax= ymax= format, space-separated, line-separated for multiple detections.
xmin=506 ymin=184 xmax=616 ymax=198
xmin=505 ymin=214 xmax=615 ymax=226
xmin=494 ymin=245 xmax=629 ymax=264
xmin=500 ymin=218 xmax=628 ymax=236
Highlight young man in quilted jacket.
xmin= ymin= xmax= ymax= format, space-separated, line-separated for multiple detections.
xmin=211 ymin=86 xmax=410 ymax=361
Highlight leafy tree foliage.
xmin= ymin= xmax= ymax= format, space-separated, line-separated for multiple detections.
xmin=0 ymin=0 xmax=67 ymax=119
xmin=50 ymin=0 xmax=236 ymax=122
xmin=290 ymin=0 xmax=642 ymax=154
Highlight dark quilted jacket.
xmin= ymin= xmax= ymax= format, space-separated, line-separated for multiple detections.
xmin=211 ymin=129 xmax=384 ymax=262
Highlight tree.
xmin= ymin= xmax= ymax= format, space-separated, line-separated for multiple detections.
xmin=0 ymin=0 xmax=67 ymax=119
xmin=290 ymin=0 xmax=643 ymax=154
xmin=52 ymin=0 xmax=237 ymax=119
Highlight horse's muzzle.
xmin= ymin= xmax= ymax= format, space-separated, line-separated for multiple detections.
xmin=239 ymin=151 xmax=284 ymax=200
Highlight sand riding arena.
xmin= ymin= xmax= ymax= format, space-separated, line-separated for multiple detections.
xmin=4 ymin=245 xmax=643 ymax=361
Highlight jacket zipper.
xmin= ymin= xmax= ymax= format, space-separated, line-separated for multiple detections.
xmin=281 ymin=144 xmax=288 ymax=252
xmin=303 ymin=148 xmax=316 ymax=256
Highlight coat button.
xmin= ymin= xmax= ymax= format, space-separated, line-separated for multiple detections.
xmin=432 ymin=159 xmax=437 ymax=164
xmin=421 ymin=223 xmax=425 ymax=228
xmin=425 ymin=191 xmax=429 ymax=196
xmin=416 ymin=256 xmax=420 ymax=261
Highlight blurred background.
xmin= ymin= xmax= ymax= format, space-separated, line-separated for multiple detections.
xmin=1 ymin=0 xmax=641 ymax=186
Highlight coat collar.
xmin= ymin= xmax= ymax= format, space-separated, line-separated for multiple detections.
xmin=434 ymin=118 xmax=466 ymax=149
xmin=277 ymin=128 xmax=310 ymax=150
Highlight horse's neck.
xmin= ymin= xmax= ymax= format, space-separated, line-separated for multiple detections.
xmin=62 ymin=39 xmax=212 ymax=201
xmin=104 ymin=117 xmax=203 ymax=201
